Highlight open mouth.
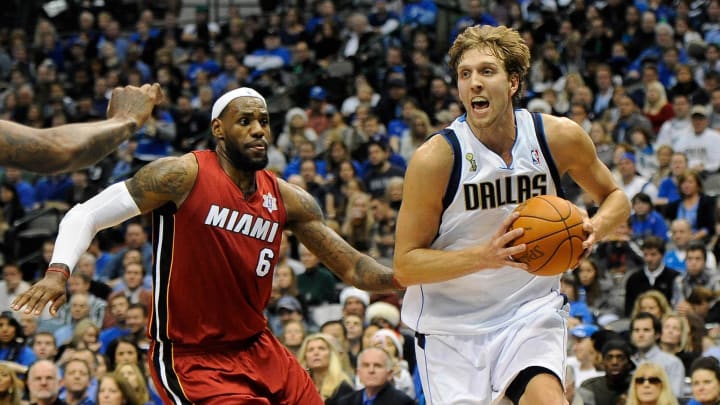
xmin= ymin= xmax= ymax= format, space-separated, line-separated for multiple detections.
xmin=471 ymin=98 xmax=489 ymax=111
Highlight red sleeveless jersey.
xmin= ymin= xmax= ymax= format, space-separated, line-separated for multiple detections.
xmin=148 ymin=150 xmax=287 ymax=345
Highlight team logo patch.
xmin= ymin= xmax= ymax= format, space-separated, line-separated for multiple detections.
xmin=465 ymin=153 xmax=477 ymax=171
xmin=531 ymin=149 xmax=541 ymax=165
xmin=262 ymin=192 xmax=278 ymax=213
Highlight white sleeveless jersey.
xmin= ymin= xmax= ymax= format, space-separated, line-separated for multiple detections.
xmin=401 ymin=109 xmax=564 ymax=335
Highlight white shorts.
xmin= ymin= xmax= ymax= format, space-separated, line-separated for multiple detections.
xmin=414 ymin=297 xmax=568 ymax=405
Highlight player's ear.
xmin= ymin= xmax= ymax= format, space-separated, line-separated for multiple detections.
xmin=509 ymin=73 xmax=520 ymax=96
xmin=211 ymin=118 xmax=224 ymax=139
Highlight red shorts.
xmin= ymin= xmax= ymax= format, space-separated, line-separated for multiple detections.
xmin=148 ymin=328 xmax=323 ymax=405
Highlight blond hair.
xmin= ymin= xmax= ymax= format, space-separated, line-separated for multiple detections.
xmin=661 ymin=312 xmax=691 ymax=352
xmin=297 ymin=333 xmax=353 ymax=400
xmin=643 ymin=80 xmax=669 ymax=113
xmin=626 ymin=362 xmax=679 ymax=405
xmin=113 ymin=362 xmax=150 ymax=403
xmin=0 ymin=363 xmax=23 ymax=405
xmin=448 ymin=25 xmax=530 ymax=105
xmin=631 ymin=290 xmax=673 ymax=320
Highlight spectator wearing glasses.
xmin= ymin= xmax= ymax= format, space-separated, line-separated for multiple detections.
xmin=626 ymin=361 xmax=679 ymax=405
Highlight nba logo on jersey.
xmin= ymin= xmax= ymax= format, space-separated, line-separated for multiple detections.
xmin=531 ymin=149 xmax=541 ymax=165
xmin=262 ymin=193 xmax=277 ymax=213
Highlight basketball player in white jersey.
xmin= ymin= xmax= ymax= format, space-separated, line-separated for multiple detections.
xmin=393 ymin=25 xmax=631 ymax=404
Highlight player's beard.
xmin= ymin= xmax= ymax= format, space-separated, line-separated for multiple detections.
xmin=226 ymin=140 xmax=268 ymax=172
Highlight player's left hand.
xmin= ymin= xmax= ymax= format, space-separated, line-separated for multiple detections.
xmin=11 ymin=273 xmax=67 ymax=316
xmin=107 ymin=83 xmax=164 ymax=129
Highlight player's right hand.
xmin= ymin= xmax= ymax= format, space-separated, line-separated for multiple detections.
xmin=106 ymin=83 xmax=164 ymax=128
xmin=11 ymin=273 xmax=68 ymax=316
xmin=477 ymin=212 xmax=528 ymax=270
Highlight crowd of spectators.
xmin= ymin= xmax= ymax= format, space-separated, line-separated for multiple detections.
xmin=5 ymin=0 xmax=720 ymax=403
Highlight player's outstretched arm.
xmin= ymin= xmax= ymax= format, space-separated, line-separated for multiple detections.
xmin=281 ymin=181 xmax=400 ymax=291
xmin=393 ymin=136 xmax=528 ymax=286
xmin=0 ymin=84 xmax=163 ymax=174
xmin=11 ymin=154 xmax=197 ymax=316
xmin=542 ymin=114 xmax=630 ymax=247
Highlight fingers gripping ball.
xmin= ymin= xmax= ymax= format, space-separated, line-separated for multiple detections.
xmin=510 ymin=195 xmax=588 ymax=276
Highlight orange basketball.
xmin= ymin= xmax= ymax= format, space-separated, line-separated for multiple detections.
xmin=509 ymin=195 xmax=588 ymax=276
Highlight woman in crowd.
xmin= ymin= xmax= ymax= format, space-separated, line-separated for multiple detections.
xmin=660 ymin=313 xmax=701 ymax=375
xmin=114 ymin=362 xmax=161 ymax=405
xmin=650 ymin=144 xmax=674 ymax=187
xmin=324 ymin=160 xmax=363 ymax=223
xmin=273 ymin=265 xmax=302 ymax=304
xmin=340 ymin=191 xmax=374 ymax=254
xmin=631 ymin=290 xmax=673 ymax=321
xmin=323 ymin=140 xmax=362 ymax=184
xmin=105 ymin=336 xmax=143 ymax=373
xmin=67 ymin=318 xmax=102 ymax=353
xmin=297 ymin=333 xmax=354 ymax=403
xmin=643 ymin=80 xmax=675 ymax=135
xmin=0 ymin=313 xmax=34 ymax=375
xmin=0 ymin=363 xmax=23 ymax=405
xmin=281 ymin=319 xmax=307 ymax=358
xmin=689 ymin=356 xmax=720 ymax=405
xmin=574 ymin=258 xmax=604 ymax=314
xmin=96 ymin=374 xmax=141 ymax=405
xmin=657 ymin=152 xmax=689 ymax=209
xmin=625 ymin=361 xmax=679 ymax=405
xmin=664 ymin=170 xmax=716 ymax=243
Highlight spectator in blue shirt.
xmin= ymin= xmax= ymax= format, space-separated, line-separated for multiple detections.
xmin=628 ymin=22 xmax=688 ymax=81
xmin=3 ymin=168 xmax=35 ymax=210
xmin=657 ymin=151 xmax=688 ymax=210
xmin=631 ymin=192 xmax=669 ymax=242
xmin=186 ymin=43 xmax=221 ymax=85
xmin=0 ymin=313 xmax=35 ymax=372
xmin=133 ymin=108 xmax=176 ymax=163
xmin=450 ymin=0 xmax=497 ymax=44
xmin=402 ymin=0 xmax=438 ymax=32
xmin=243 ymin=29 xmax=292 ymax=81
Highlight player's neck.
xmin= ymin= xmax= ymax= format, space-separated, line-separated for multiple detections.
xmin=471 ymin=111 xmax=516 ymax=161
xmin=218 ymin=157 xmax=258 ymax=197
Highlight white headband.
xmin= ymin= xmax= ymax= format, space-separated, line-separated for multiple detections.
xmin=211 ymin=87 xmax=267 ymax=121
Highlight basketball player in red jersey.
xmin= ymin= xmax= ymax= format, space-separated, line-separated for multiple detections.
xmin=0 ymin=83 xmax=162 ymax=174
xmin=13 ymin=87 xmax=399 ymax=404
